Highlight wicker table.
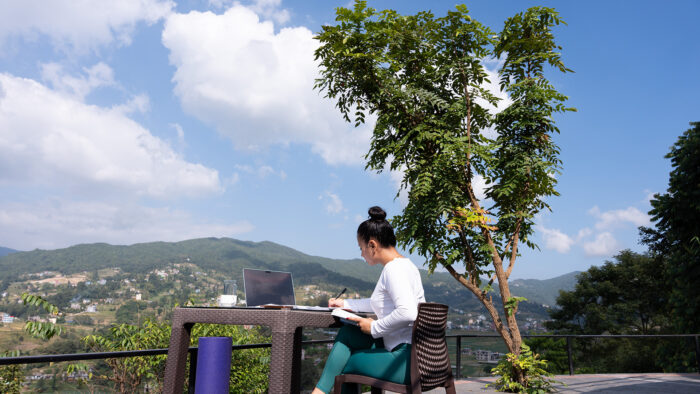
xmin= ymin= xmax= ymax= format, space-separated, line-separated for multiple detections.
xmin=162 ymin=306 xmax=339 ymax=394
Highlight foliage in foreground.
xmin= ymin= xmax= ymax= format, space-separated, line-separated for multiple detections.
xmin=489 ymin=344 xmax=561 ymax=393
xmin=84 ymin=319 xmax=270 ymax=393
xmin=0 ymin=294 xmax=63 ymax=393
xmin=0 ymin=350 xmax=21 ymax=394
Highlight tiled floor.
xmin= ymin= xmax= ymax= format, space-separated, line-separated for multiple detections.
xmin=420 ymin=373 xmax=700 ymax=393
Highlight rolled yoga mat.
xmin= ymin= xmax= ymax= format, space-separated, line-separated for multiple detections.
xmin=194 ymin=336 xmax=232 ymax=393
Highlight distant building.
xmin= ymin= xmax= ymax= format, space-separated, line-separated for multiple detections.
xmin=70 ymin=302 xmax=81 ymax=310
xmin=135 ymin=293 xmax=142 ymax=301
xmin=2 ymin=314 xmax=15 ymax=323
xmin=86 ymin=304 xmax=97 ymax=313
xmin=98 ymin=279 xmax=107 ymax=285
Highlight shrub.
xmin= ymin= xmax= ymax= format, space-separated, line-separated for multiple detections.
xmin=489 ymin=344 xmax=562 ymax=393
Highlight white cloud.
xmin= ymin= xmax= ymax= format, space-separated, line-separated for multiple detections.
xmin=577 ymin=227 xmax=592 ymax=240
xmin=583 ymin=232 xmax=620 ymax=257
xmin=540 ymin=227 xmax=575 ymax=253
xmin=170 ymin=123 xmax=187 ymax=152
xmin=41 ymin=62 xmax=115 ymax=99
xmin=248 ymin=0 xmax=291 ymax=25
xmin=0 ymin=199 xmax=253 ymax=250
xmin=319 ymin=191 xmax=344 ymax=214
xmin=234 ymin=164 xmax=285 ymax=180
xmin=472 ymin=174 xmax=489 ymax=201
xmin=588 ymin=205 xmax=650 ymax=230
xmin=388 ymin=165 xmax=409 ymax=207
xmin=0 ymin=0 xmax=174 ymax=53
xmin=0 ymin=73 xmax=222 ymax=198
xmin=112 ymin=93 xmax=150 ymax=115
xmin=162 ymin=4 xmax=372 ymax=165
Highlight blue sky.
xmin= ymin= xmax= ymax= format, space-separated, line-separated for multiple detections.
xmin=0 ymin=0 xmax=697 ymax=279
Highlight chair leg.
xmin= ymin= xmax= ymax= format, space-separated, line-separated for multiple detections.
xmin=337 ymin=382 xmax=361 ymax=394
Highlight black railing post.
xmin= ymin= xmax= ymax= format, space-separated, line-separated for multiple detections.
xmin=695 ymin=335 xmax=700 ymax=373
xmin=188 ymin=348 xmax=198 ymax=393
xmin=566 ymin=336 xmax=574 ymax=375
xmin=455 ymin=336 xmax=462 ymax=380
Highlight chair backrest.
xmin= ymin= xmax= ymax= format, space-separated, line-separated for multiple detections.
xmin=409 ymin=302 xmax=453 ymax=392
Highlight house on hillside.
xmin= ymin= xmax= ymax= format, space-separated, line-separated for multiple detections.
xmin=86 ymin=304 xmax=97 ymax=313
xmin=1 ymin=313 xmax=15 ymax=323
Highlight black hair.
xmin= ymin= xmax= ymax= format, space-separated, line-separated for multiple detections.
xmin=357 ymin=206 xmax=396 ymax=247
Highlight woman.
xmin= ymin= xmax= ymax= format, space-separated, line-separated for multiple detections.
xmin=312 ymin=206 xmax=425 ymax=394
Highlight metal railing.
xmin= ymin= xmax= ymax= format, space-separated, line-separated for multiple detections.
xmin=448 ymin=333 xmax=700 ymax=379
xmin=1 ymin=334 xmax=698 ymax=389
xmin=0 ymin=339 xmax=333 ymax=392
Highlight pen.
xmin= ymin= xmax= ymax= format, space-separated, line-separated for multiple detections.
xmin=333 ymin=287 xmax=347 ymax=300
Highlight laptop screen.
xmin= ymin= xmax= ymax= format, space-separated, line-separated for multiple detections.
xmin=243 ymin=269 xmax=295 ymax=307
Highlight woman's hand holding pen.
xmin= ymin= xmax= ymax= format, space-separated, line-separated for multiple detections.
xmin=328 ymin=287 xmax=347 ymax=308
xmin=328 ymin=298 xmax=344 ymax=308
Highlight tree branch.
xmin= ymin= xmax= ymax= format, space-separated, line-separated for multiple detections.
xmin=444 ymin=264 xmax=514 ymax=351
xmin=505 ymin=218 xmax=522 ymax=280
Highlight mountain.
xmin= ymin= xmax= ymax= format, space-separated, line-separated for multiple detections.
xmin=0 ymin=246 xmax=18 ymax=257
xmin=0 ymin=238 xmax=577 ymax=318
xmin=509 ymin=271 xmax=581 ymax=307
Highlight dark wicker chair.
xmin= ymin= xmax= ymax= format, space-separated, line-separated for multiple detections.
xmin=333 ymin=302 xmax=456 ymax=394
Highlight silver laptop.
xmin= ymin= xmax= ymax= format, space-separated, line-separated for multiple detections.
xmin=243 ymin=268 xmax=296 ymax=307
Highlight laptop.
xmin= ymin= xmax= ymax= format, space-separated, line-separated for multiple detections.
xmin=242 ymin=268 xmax=332 ymax=311
xmin=243 ymin=268 xmax=296 ymax=307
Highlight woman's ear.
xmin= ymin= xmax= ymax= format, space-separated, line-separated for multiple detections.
xmin=367 ymin=239 xmax=378 ymax=252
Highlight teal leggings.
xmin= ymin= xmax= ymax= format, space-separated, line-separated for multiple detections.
xmin=315 ymin=325 xmax=411 ymax=394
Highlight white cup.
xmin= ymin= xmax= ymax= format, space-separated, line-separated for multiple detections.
xmin=218 ymin=294 xmax=237 ymax=307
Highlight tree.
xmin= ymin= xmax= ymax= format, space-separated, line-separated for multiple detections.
xmin=544 ymin=250 xmax=686 ymax=373
xmin=546 ymin=250 xmax=669 ymax=335
xmin=315 ymin=1 xmax=573 ymax=386
xmin=640 ymin=122 xmax=700 ymax=334
xmin=84 ymin=320 xmax=169 ymax=393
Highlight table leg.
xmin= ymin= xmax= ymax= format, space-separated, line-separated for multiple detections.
xmin=291 ymin=327 xmax=303 ymax=393
xmin=163 ymin=323 xmax=193 ymax=394
xmin=270 ymin=329 xmax=299 ymax=394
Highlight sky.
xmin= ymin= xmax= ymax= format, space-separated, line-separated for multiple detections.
xmin=0 ymin=0 xmax=698 ymax=280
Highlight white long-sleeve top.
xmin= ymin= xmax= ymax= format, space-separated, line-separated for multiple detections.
xmin=343 ymin=257 xmax=425 ymax=351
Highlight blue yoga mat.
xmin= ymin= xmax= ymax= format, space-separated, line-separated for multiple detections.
xmin=195 ymin=336 xmax=232 ymax=393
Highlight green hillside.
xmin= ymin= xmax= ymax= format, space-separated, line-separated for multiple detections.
xmin=0 ymin=246 xmax=17 ymax=257
xmin=0 ymin=238 xmax=570 ymax=320
xmin=509 ymin=271 xmax=581 ymax=306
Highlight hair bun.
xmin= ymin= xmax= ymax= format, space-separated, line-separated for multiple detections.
xmin=368 ymin=206 xmax=387 ymax=221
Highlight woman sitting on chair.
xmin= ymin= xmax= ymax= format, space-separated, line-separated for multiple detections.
xmin=312 ymin=206 xmax=425 ymax=394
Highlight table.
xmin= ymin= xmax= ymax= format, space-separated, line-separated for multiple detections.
xmin=162 ymin=306 xmax=341 ymax=393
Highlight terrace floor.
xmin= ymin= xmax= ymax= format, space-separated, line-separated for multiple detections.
xmin=419 ymin=373 xmax=700 ymax=393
